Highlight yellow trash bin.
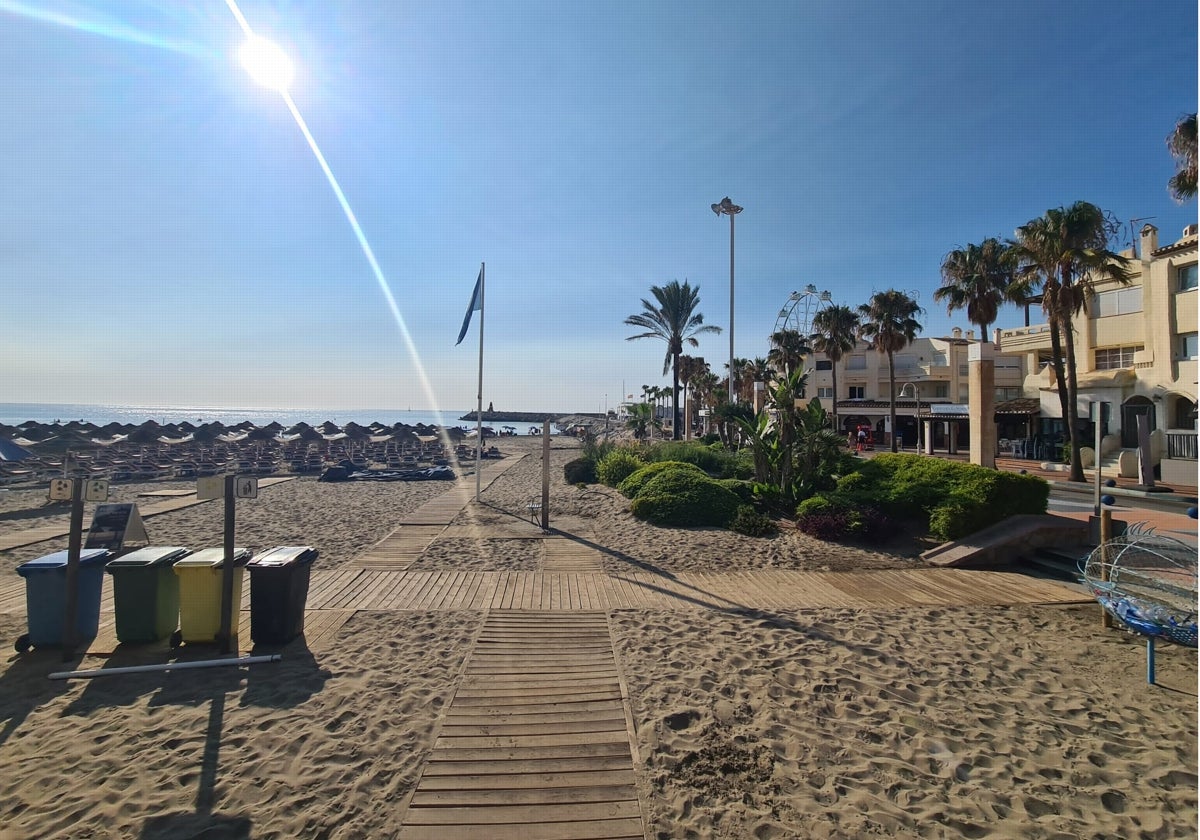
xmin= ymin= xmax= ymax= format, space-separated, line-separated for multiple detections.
xmin=171 ymin=547 xmax=251 ymax=647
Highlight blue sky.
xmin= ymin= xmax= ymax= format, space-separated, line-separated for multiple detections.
xmin=1 ymin=1 xmax=1196 ymax=414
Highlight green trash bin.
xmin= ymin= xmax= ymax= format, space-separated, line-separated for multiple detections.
xmin=106 ymin=546 xmax=191 ymax=644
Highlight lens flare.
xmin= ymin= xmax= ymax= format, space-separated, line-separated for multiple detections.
xmin=223 ymin=0 xmax=457 ymax=443
xmin=239 ymin=35 xmax=293 ymax=91
xmin=0 ymin=0 xmax=211 ymax=57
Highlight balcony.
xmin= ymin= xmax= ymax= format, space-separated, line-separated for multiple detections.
xmin=999 ymin=324 xmax=1054 ymax=353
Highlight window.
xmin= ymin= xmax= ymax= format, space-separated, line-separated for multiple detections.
xmin=994 ymin=387 xmax=1021 ymax=402
xmin=931 ymin=351 xmax=947 ymax=367
xmin=1094 ymin=345 xmax=1143 ymax=370
xmin=958 ymin=387 xmax=970 ymax=403
xmin=1181 ymin=332 xmax=1198 ymax=360
xmin=995 ymin=356 xmax=1021 ymax=370
xmin=1093 ymin=287 xmax=1143 ymax=317
xmin=895 ymin=354 xmax=917 ymax=369
xmin=958 ymin=364 xmax=968 ymax=376
xmin=817 ymin=387 xmax=834 ymax=399
xmin=848 ymin=386 xmax=865 ymax=399
xmin=847 ymin=355 xmax=866 ymax=371
xmin=933 ymin=383 xmax=948 ymax=398
xmin=1180 ymin=264 xmax=1198 ymax=292
xmin=815 ymin=360 xmax=832 ymax=371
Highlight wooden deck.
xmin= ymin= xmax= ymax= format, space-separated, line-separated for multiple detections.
xmin=399 ymin=611 xmax=644 ymax=840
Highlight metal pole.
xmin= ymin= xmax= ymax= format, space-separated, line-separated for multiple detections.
xmin=61 ymin=477 xmax=85 ymax=661
xmin=1093 ymin=402 xmax=1104 ymax=516
xmin=728 ymin=212 xmax=735 ymax=405
xmin=50 ymin=654 xmax=281 ymax=681
xmin=476 ymin=262 xmax=485 ymax=501
xmin=541 ymin=420 xmax=550 ymax=531
xmin=218 ymin=474 xmax=236 ymax=654
xmin=1099 ymin=509 xmax=1113 ymax=630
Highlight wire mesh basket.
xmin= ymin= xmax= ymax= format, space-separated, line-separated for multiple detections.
xmin=1081 ymin=530 xmax=1198 ymax=648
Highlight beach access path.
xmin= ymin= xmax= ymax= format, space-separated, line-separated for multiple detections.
xmin=0 ymin=447 xmax=1108 ymax=840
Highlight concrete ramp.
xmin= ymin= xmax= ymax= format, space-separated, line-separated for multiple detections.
xmin=921 ymin=514 xmax=1089 ymax=568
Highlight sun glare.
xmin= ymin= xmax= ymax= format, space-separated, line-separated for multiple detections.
xmin=238 ymin=35 xmax=293 ymax=91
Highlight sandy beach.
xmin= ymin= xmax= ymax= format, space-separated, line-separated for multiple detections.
xmin=0 ymin=435 xmax=1195 ymax=839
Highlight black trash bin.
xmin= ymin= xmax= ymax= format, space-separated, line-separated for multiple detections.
xmin=247 ymin=546 xmax=318 ymax=645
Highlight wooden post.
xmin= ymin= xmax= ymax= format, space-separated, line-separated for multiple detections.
xmin=540 ymin=420 xmax=550 ymax=531
xmin=61 ymin=477 xmax=85 ymax=661
xmin=218 ymin=474 xmax=237 ymax=654
xmin=1100 ymin=509 xmax=1112 ymax=629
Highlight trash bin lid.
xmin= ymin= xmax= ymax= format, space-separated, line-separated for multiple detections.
xmin=106 ymin=546 xmax=190 ymax=570
xmin=247 ymin=546 xmax=318 ymax=568
xmin=17 ymin=548 xmax=110 ymax=576
xmin=173 ymin=547 xmax=251 ymax=570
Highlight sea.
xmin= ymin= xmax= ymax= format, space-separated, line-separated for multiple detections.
xmin=0 ymin=402 xmax=524 ymax=430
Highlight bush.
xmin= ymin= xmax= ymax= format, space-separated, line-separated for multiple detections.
xmin=795 ymin=508 xmax=854 ymax=540
xmin=596 ymin=448 xmax=645 ymax=487
xmin=829 ymin=453 xmax=1049 ymax=539
xmin=617 ymin=461 xmax=705 ymax=499
xmin=563 ymin=457 xmax=596 ymax=485
xmin=795 ymin=495 xmax=836 ymax=517
xmin=729 ymin=505 xmax=778 ymax=537
xmin=643 ymin=440 xmax=745 ymax=478
xmin=629 ymin=469 xmax=741 ymax=527
xmin=718 ymin=478 xmax=755 ymax=505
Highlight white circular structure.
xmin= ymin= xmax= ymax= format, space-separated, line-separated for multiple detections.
xmin=773 ymin=284 xmax=832 ymax=339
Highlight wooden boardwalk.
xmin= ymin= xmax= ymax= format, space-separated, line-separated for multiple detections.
xmin=399 ymin=611 xmax=644 ymax=840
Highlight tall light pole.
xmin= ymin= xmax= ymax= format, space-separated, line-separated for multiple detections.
xmin=899 ymin=382 xmax=922 ymax=453
xmin=711 ymin=197 xmax=742 ymax=404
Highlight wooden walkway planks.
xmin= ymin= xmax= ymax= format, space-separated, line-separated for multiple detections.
xmin=400 ymin=611 xmax=645 ymax=840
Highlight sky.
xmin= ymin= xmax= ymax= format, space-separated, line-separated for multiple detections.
xmin=1 ymin=1 xmax=1196 ymax=415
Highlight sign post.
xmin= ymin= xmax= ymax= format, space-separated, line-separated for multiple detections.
xmin=218 ymin=475 xmax=237 ymax=654
xmin=59 ymin=477 xmax=86 ymax=661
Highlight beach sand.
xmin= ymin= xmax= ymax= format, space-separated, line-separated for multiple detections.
xmin=0 ymin=436 xmax=1195 ymax=838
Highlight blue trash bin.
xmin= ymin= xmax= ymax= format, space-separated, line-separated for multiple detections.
xmin=15 ymin=548 xmax=110 ymax=651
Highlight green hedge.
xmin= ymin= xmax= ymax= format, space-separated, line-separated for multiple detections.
xmin=596 ymin=448 xmax=645 ymax=487
xmin=827 ymin=453 xmax=1049 ymax=541
xmin=628 ymin=468 xmax=742 ymax=527
xmin=643 ymin=441 xmax=751 ymax=479
xmin=617 ymin=461 xmax=706 ymax=499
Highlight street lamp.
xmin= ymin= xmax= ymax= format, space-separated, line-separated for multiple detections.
xmin=898 ymin=383 xmax=922 ymax=454
xmin=711 ymin=196 xmax=742 ymax=404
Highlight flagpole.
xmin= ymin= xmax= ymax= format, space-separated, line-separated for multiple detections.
xmin=475 ymin=262 xmax=485 ymax=501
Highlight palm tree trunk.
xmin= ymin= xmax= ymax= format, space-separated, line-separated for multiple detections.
xmin=1048 ymin=318 xmax=1071 ymax=451
xmin=830 ymin=359 xmax=839 ymax=432
xmin=1062 ymin=320 xmax=1085 ymax=482
xmin=888 ymin=351 xmax=898 ymax=453
xmin=671 ymin=355 xmax=681 ymax=441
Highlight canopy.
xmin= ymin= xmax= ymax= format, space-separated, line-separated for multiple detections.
xmin=0 ymin=438 xmax=35 ymax=462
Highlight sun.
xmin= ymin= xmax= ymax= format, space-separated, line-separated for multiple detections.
xmin=238 ymin=35 xmax=293 ymax=91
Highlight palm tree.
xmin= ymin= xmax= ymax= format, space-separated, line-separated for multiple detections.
xmin=767 ymin=329 xmax=810 ymax=380
xmin=935 ymin=237 xmax=1018 ymax=343
xmin=1168 ymin=112 xmax=1197 ymax=202
xmin=748 ymin=357 xmax=772 ymax=403
xmin=725 ymin=357 xmax=751 ymax=403
xmin=858 ymin=290 xmax=924 ymax=453
xmin=677 ymin=355 xmax=708 ymax=436
xmin=810 ymin=305 xmax=860 ymax=433
xmin=1012 ymin=203 xmax=1133 ymax=482
xmin=625 ymin=280 xmax=721 ymax=441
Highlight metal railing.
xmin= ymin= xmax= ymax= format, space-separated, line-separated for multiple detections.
xmin=1166 ymin=431 xmax=1198 ymax=461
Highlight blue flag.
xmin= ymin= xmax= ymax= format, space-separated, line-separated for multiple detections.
xmin=456 ymin=267 xmax=483 ymax=345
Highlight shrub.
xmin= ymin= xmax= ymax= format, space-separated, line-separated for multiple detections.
xmin=795 ymin=495 xmax=835 ymax=517
xmin=795 ymin=508 xmax=854 ymax=540
xmin=563 ymin=457 xmax=596 ymax=485
xmin=729 ymin=505 xmax=778 ymax=537
xmin=629 ymin=469 xmax=741 ymax=527
xmin=718 ymin=478 xmax=755 ymax=505
xmin=617 ymin=461 xmax=705 ymax=499
xmin=828 ymin=453 xmax=1049 ymax=540
xmin=596 ymin=448 xmax=645 ymax=487
xmin=643 ymin=440 xmax=744 ymax=478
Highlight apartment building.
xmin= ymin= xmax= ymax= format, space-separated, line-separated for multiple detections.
xmin=997 ymin=223 xmax=1198 ymax=483
xmin=806 ymin=332 xmax=1028 ymax=450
